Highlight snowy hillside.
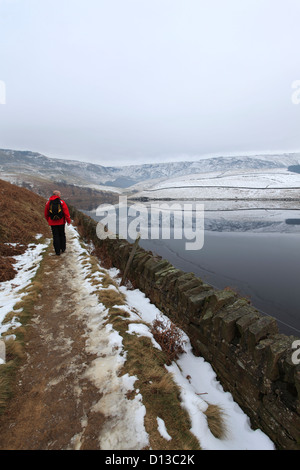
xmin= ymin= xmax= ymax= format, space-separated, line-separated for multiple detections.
xmin=1 ymin=148 xmax=300 ymax=189
xmin=131 ymin=168 xmax=300 ymax=200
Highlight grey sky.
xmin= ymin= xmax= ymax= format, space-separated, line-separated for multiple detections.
xmin=0 ymin=0 xmax=300 ymax=166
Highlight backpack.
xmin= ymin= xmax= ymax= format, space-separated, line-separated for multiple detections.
xmin=49 ymin=199 xmax=64 ymax=220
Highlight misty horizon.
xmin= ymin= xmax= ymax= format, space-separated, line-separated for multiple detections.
xmin=1 ymin=146 xmax=300 ymax=170
xmin=1 ymin=1 xmax=300 ymax=167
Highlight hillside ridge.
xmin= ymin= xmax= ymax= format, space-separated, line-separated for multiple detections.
xmin=1 ymin=147 xmax=300 ymax=189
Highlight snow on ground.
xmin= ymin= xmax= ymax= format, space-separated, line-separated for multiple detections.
xmin=64 ymin=225 xmax=149 ymax=450
xmin=157 ymin=417 xmax=172 ymax=441
xmin=153 ymin=168 xmax=300 ymax=189
xmin=77 ymin=182 xmax=124 ymax=194
xmin=0 ymin=235 xmax=49 ymax=337
xmin=0 ymin=224 xmax=276 ymax=449
xmin=133 ymin=168 xmax=300 ymax=200
xmin=113 ymin=284 xmax=275 ymax=450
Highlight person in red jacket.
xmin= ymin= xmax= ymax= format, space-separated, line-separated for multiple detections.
xmin=45 ymin=190 xmax=71 ymax=256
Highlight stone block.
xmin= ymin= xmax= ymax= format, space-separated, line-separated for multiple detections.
xmin=202 ymin=289 xmax=237 ymax=315
xmin=266 ymin=335 xmax=296 ymax=381
xmin=177 ymin=278 xmax=204 ymax=293
xmin=132 ymin=251 xmax=152 ymax=270
xmin=220 ymin=309 xmax=247 ymax=343
xmin=181 ymin=283 xmax=212 ymax=303
xmin=171 ymin=274 xmax=198 ymax=296
xmin=143 ymin=258 xmax=170 ymax=280
xmin=236 ymin=310 xmax=260 ymax=339
xmin=210 ymin=309 xmax=229 ymax=332
xmin=261 ymin=395 xmax=300 ymax=449
xmin=154 ymin=266 xmax=179 ymax=285
xmin=184 ymin=290 xmax=216 ymax=320
xmin=247 ymin=316 xmax=279 ymax=353
xmin=253 ymin=337 xmax=274 ymax=366
xmin=154 ymin=267 xmax=183 ymax=288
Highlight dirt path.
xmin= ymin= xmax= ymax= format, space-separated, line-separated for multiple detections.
xmin=0 ymin=227 xmax=127 ymax=450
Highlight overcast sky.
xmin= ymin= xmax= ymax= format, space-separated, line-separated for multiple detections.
xmin=0 ymin=0 xmax=300 ymax=166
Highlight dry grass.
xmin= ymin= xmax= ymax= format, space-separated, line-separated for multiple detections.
xmin=0 ymin=341 xmax=24 ymax=414
xmin=0 ymin=242 xmax=50 ymax=415
xmin=0 ymin=375 xmax=10 ymax=413
xmin=0 ymin=257 xmax=17 ymax=282
xmin=0 ymin=179 xmax=50 ymax=413
xmin=97 ymin=286 xmax=126 ymax=309
xmin=0 ymin=179 xmax=50 ymax=281
xmin=151 ymin=316 xmax=187 ymax=365
xmin=0 ymin=179 xmax=49 ymax=244
xmin=204 ymin=404 xmax=227 ymax=439
xmin=4 ymin=337 xmax=26 ymax=362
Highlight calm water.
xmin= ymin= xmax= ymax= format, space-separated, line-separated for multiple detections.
xmin=86 ymin=201 xmax=300 ymax=336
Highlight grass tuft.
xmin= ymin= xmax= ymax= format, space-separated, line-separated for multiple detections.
xmin=204 ymin=404 xmax=227 ymax=439
xmin=150 ymin=316 xmax=187 ymax=365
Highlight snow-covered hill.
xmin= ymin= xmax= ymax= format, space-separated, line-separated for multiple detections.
xmin=130 ymin=168 xmax=300 ymax=201
xmin=1 ymin=148 xmax=300 ymax=190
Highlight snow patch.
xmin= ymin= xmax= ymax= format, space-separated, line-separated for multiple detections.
xmin=66 ymin=224 xmax=149 ymax=450
xmin=0 ymin=239 xmax=49 ymax=335
xmin=116 ymin=276 xmax=275 ymax=450
xmin=157 ymin=417 xmax=172 ymax=441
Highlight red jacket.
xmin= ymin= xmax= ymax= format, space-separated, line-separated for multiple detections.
xmin=45 ymin=195 xmax=71 ymax=226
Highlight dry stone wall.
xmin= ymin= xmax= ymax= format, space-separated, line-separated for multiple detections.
xmin=71 ymin=207 xmax=300 ymax=450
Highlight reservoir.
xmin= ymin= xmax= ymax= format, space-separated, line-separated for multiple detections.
xmin=86 ymin=200 xmax=300 ymax=337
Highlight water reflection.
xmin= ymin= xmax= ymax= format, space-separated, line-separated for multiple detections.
xmin=86 ymin=200 xmax=300 ymax=336
xmin=286 ymin=219 xmax=300 ymax=225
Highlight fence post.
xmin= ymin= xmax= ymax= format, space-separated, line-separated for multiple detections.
xmin=121 ymin=234 xmax=141 ymax=286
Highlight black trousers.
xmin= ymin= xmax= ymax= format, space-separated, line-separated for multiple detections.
xmin=51 ymin=224 xmax=66 ymax=255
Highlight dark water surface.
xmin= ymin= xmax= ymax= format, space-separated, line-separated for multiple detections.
xmin=140 ymin=231 xmax=300 ymax=336
xmin=86 ymin=202 xmax=300 ymax=336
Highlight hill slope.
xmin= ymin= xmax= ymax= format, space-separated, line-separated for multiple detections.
xmin=131 ymin=167 xmax=300 ymax=201
xmin=0 ymin=179 xmax=50 ymax=281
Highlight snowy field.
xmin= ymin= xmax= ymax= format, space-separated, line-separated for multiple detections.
xmin=132 ymin=168 xmax=300 ymax=200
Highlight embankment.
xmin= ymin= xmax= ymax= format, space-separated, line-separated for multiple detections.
xmin=70 ymin=206 xmax=300 ymax=450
